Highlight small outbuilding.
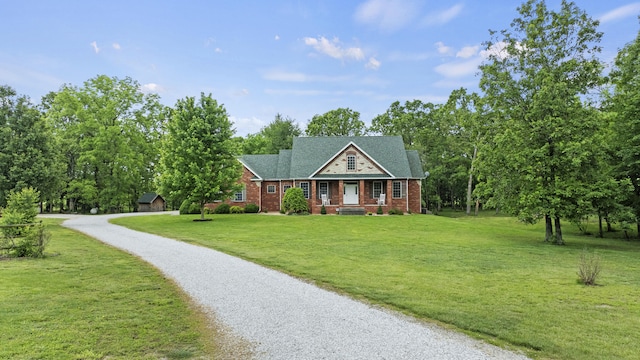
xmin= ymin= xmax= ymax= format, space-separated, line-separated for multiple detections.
xmin=137 ymin=192 xmax=166 ymax=212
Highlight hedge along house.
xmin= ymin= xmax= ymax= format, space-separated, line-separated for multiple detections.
xmin=209 ymin=136 xmax=425 ymax=214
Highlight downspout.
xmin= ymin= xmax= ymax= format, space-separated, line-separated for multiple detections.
xmin=405 ymin=179 xmax=409 ymax=213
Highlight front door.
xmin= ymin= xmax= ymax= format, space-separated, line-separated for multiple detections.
xmin=343 ymin=183 xmax=359 ymax=205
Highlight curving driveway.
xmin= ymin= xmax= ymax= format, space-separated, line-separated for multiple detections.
xmin=60 ymin=213 xmax=530 ymax=360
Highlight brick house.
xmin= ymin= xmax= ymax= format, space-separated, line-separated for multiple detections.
xmin=209 ymin=136 xmax=425 ymax=214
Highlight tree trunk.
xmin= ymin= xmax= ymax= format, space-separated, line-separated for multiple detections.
xmin=466 ymin=146 xmax=478 ymax=216
xmin=545 ymin=215 xmax=553 ymax=242
xmin=598 ymin=212 xmax=603 ymax=238
xmin=606 ymin=217 xmax=613 ymax=232
xmin=554 ymin=216 xmax=564 ymax=245
xmin=637 ymin=220 xmax=640 ymax=240
xmin=200 ymin=203 xmax=205 ymax=220
xmin=475 ymin=199 xmax=480 ymax=216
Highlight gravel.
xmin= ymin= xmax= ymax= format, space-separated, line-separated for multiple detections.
xmin=61 ymin=213 xmax=531 ymax=360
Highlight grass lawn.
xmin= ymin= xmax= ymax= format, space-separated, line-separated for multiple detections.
xmin=0 ymin=219 xmax=216 ymax=360
xmin=112 ymin=212 xmax=640 ymax=360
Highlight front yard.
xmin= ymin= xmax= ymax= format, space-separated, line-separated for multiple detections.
xmin=112 ymin=213 xmax=640 ymax=360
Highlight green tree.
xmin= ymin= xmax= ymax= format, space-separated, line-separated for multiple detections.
xmin=46 ymin=75 xmax=166 ymax=212
xmin=609 ymin=27 xmax=640 ymax=237
xmin=158 ymin=93 xmax=242 ymax=220
xmin=478 ymin=0 xmax=604 ymax=244
xmin=306 ymin=108 xmax=367 ymax=136
xmin=0 ymin=86 xmax=61 ymax=208
xmin=261 ymin=113 xmax=301 ymax=153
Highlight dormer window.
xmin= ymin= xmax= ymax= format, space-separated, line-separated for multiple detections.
xmin=347 ymin=154 xmax=356 ymax=171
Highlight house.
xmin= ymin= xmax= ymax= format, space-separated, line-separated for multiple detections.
xmin=137 ymin=192 xmax=166 ymax=212
xmin=209 ymin=136 xmax=425 ymax=214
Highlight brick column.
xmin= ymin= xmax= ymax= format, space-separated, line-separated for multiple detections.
xmin=338 ymin=180 xmax=344 ymax=207
xmin=359 ymin=179 xmax=365 ymax=206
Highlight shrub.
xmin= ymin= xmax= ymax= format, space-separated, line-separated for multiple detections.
xmin=179 ymin=200 xmax=201 ymax=215
xmin=1 ymin=188 xmax=50 ymax=258
xmin=281 ymin=187 xmax=308 ymax=214
xmin=388 ymin=208 xmax=404 ymax=215
xmin=214 ymin=203 xmax=230 ymax=214
xmin=578 ymin=248 xmax=602 ymax=286
xmin=377 ymin=205 xmax=383 ymax=215
xmin=245 ymin=203 xmax=260 ymax=213
xmin=321 ymin=204 xmax=327 ymax=215
xmin=230 ymin=206 xmax=244 ymax=214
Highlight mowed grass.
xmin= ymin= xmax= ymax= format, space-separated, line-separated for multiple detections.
xmin=0 ymin=219 xmax=215 ymax=360
xmin=112 ymin=213 xmax=640 ymax=360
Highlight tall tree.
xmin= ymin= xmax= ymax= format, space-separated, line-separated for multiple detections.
xmin=305 ymin=108 xmax=367 ymax=136
xmin=260 ymin=113 xmax=302 ymax=153
xmin=158 ymin=93 xmax=242 ymax=220
xmin=46 ymin=75 xmax=166 ymax=212
xmin=0 ymin=86 xmax=60 ymax=207
xmin=609 ymin=26 xmax=640 ymax=237
xmin=478 ymin=0 xmax=604 ymax=244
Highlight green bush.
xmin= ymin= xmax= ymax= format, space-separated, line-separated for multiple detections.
xmin=282 ymin=187 xmax=309 ymax=214
xmin=244 ymin=203 xmax=260 ymax=213
xmin=377 ymin=205 xmax=383 ymax=215
xmin=230 ymin=206 xmax=244 ymax=214
xmin=214 ymin=203 xmax=230 ymax=214
xmin=1 ymin=188 xmax=50 ymax=258
xmin=178 ymin=200 xmax=201 ymax=215
xmin=388 ymin=208 xmax=404 ymax=215
xmin=321 ymin=204 xmax=327 ymax=215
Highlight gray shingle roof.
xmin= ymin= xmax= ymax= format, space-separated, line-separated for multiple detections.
xmin=138 ymin=192 xmax=163 ymax=204
xmin=240 ymin=136 xmax=424 ymax=180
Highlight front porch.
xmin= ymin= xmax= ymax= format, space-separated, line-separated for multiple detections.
xmin=309 ymin=179 xmax=397 ymax=214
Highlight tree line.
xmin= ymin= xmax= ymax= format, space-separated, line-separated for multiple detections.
xmin=1 ymin=0 xmax=639 ymax=243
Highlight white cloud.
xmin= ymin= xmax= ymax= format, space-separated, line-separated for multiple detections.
xmin=365 ymin=57 xmax=381 ymax=70
xmin=140 ymin=83 xmax=164 ymax=93
xmin=229 ymin=116 xmax=266 ymax=137
xmin=435 ymin=41 xmax=452 ymax=55
xmin=434 ymin=58 xmax=482 ymax=78
xmin=234 ymin=88 xmax=249 ymax=96
xmin=354 ymin=0 xmax=420 ymax=31
xmin=215 ymin=48 xmax=222 ymax=53
xmin=599 ymin=3 xmax=640 ymax=24
xmin=303 ymin=36 xmax=365 ymax=61
xmin=112 ymin=43 xmax=121 ymax=50
xmin=422 ymin=4 xmax=463 ymax=26
xmin=275 ymin=35 xmax=280 ymax=41
xmin=456 ymin=45 xmax=479 ymax=58
xmin=90 ymin=41 xmax=100 ymax=53
xmin=479 ymin=41 xmax=524 ymax=60
xmin=263 ymin=69 xmax=352 ymax=83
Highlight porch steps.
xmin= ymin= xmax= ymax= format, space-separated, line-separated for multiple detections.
xmin=338 ymin=207 xmax=366 ymax=215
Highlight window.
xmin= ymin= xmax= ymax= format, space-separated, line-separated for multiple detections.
xmin=392 ymin=181 xmax=403 ymax=198
xmin=318 ymin=182 xmax=329 ymax=199
xmin=267 ymin=185 xmax=276 ymax=193
xmin=234 ymin=187 xmax=246 ymax=202
xmin=283 ymin=185 xmax=291 ymax=193
xmin=373 ymin=181 xmax=383 ymax=198
xmin=347 ymin=154 xmax=356 ymax=171
xmin=299 ymin=182 xmax=310 ymax=199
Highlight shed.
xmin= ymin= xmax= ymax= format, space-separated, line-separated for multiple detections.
xmin=137 ymin=192 xmax=166 ymax=212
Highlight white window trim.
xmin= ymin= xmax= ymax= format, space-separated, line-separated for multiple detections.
xmin=392 ymin=181 xmax=403 ymax=199
xmin=372 ymin=181 xmax=383 ymax=198
xmin=233 ymin=186 xmax=246 ymax=202
xmin=346 ymin=154 xmax=357 ymax=172
xmin=317 ymin=181 xmax=329 ymax=199
xmin=267 ymin=185 xmax=276 ymax=193
xmin=299 ymin=182 xmax=310 ymax=199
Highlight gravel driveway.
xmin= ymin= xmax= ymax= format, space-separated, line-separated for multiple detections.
xmin=61 ymin=213 xmax=530 ymax=360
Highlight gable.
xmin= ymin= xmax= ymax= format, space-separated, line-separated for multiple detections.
xmin=316 ymin=144 xmax=388 ymax=177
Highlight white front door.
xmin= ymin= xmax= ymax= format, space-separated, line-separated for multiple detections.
xmin=343 ymin=183 xmax=359 ymax=205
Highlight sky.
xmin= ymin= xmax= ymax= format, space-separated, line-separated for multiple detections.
xmin=1 ymin=1 xmax=639 ymax=136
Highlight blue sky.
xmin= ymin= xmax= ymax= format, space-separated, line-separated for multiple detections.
xmin=1 ymin=1 xmax=639 ymax=136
